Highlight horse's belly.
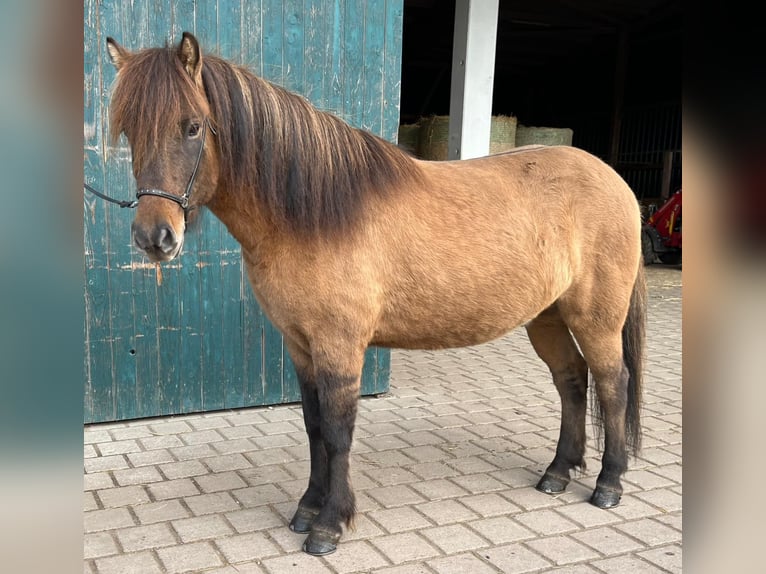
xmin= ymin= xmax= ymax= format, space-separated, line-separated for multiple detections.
xmin=371 ymin=297 xmax=544 ymax=350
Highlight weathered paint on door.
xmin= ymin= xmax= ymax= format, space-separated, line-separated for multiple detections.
xmin=84 ymin=0 xmax=404 ymax=423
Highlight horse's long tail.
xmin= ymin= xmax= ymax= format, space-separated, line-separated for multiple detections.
xmin=623 ymin=263 xmax=647 ymax=456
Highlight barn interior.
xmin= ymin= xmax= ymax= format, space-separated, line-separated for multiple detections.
xmin=399 ymin=0 xmax=682 ymax=203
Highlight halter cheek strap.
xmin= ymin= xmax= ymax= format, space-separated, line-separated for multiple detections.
xmin=84 ymin=118 xmax=216 ymax=216
xmin=136 ymin=118 xmax=215 ymax=215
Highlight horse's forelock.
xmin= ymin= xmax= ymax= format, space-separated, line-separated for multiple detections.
xmin=109 ymin=47 xmax=208 ymax=171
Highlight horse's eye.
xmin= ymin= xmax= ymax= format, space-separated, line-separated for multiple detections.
xmin=187 ymin=121 xmax=201 ymax=139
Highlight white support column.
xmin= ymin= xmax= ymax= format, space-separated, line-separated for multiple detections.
xmin=448 ymin=0 xmax=500 ymax=160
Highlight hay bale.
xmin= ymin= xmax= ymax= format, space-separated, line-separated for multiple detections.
xmin=417 ymin=115 xmax=518 ymax=160
xmin=515 ymin=125 xmax=573 ymax=147
xmin=397 ymin=123 xmax=422 ymax=156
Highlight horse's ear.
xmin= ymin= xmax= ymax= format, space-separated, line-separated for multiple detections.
xmin=178 ymin=32 xmax=203 ymax=84
xmin=106 ymin=37 xmax=130 ymax=71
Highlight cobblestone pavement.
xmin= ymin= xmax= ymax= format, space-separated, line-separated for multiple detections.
xmin=84 ymin=265 xmax=682 ymax=574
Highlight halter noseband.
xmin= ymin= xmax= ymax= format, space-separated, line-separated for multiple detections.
xmin=84 ymin=117 xmax=215 ymax=218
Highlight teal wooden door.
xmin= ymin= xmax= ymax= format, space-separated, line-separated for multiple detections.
xmin=84 ymin=0 xmax=404 ymax=424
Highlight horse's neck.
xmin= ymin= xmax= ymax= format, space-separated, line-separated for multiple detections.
xmin=207 ymin=186 xmax=275 ymax=258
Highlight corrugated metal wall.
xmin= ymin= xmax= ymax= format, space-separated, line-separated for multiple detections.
xmin=84 ymin=0 xmax=403 ymax=423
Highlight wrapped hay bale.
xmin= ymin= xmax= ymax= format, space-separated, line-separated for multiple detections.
xmin=417 ymin=115 xmax=518 ymax=160
xmin=397 ymin=123 xmax=422 ymax=156
xmin=515 ymin=125 xmax=573 ymax=147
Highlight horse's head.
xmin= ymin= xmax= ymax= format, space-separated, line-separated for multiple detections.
xmin=106 ymin=33 xmax=218 ymax=262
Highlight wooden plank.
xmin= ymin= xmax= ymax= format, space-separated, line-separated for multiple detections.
xmin=171 ymin=0 xmax=196 ymax=39
xmin=362 ymin=0 xmax=386 ymax=135
xmin=344 ymin=0 xmax=364 ymax=127
xmin=241 ymin=0 xmax=264 ymax=75
xmin=178 ymin=231 xmax=205 ymax=414
xmin=262 ymin=0 xmax=284 ymax=84
xmin=327 ymin=0 xmax=346 ymax=115
xmin=283 ymin=0 xmax=305 ymax=94
xmin=383 ymin=0 xmax=405 ymax=142
xmin=303 ymin=0 xmax=327 ymax=108
xmin=218 ymin=0 xmax=242 ymax=62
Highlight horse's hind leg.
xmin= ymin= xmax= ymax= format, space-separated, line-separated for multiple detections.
xmin=526 ymin=306 xmax=589 ymax=495
xmin=560 ymin=296 xmax=633 ymax=508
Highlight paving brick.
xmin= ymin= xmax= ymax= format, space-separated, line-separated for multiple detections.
xmin=139 ymin=434 xmax=184 ymax=450
xmin=205 ymin=453 xmax=253 ymax=473
xmin=459 ymin=492 xmax=522 ymax=517
xmin=180 ymin=429 xmax=225 ymax=445
xmin=260 ymin=552 xmax=334 ymax=574
xmin=231 ymin=484 xmax=290 ymax=507
xmin=83 ymin=532 xmax=118 ymax=560
xmin=633 ymin=487 xmax=683 ymax=512
xmin=410 ymin=478 xmax=469 ymax=500
xmin=84 ymin=491 xmax=100 ymax=511
xmin=369 ymin=506 xmax=434 ymax=533
xmin=160 ymin=459 xmax=209 ymax=480
xmin=481 ymin=542 xmax=552 ymax=573
xmin=116 ymin=522 xmax=177 ymax=552
xmin=592 ymin=554 xmax=667 ymax=573
xmin=169 ymin=443 xmax=218 ymax=461
xmin=215 ymin=532 xmax=281 ymax=563
xmin=322 ymin=540 xmax=390 ymax=573
xmin=409 ymin=461 xmax=461 ymax=480
xmin=127 ymin=449 xmax=175 ymax=467
xmin=194 ymin=471 xmax=248 ymax=493
xmin=417 ymin=499 xmax=480 ymax=525
xmin=95 ymin=551 xmax=163 ymax=574
xmin=112 ymin=466 xmax=164 ymax=486
xmin=420 ymin=523 xmax=489 ymax=554
xmin=84 ymin=472 xmax=115 ymax=491
xmin=514 ymin=509 xmax=580 ymax=535
xmin=225 ymin=506 xmax=286 ymax=533
xmin=615 ymin=517 xmax=682 ymax=546
xmin=367 ymin=484 xmax=427 ymax=508
xmin=84 ymin=508 xmax=135 ymax=533
xmin=238 ymin=464 xmax=294 ymax=486
xmin=427 ymin=552 xmax=498 ymax=574
xmin=172 ymin=514 xmax=234 ymax=542
xmin=371 ymin=532 xmax=441 ymax=564
xmin=364 ymin=466 xmax=420 ymax=486
xmin=147 ymin=477 xmax=200 ymax=500
xmin=149 ymin=420 xmax=194 ymax=435
xmin=571 ymin=525 xmax=646 ymax=555
xmin=97 ymin=485 xmax=150 ymax=508
xmin=97 ymin=439 xmax=142 ymax=456
xmin=84 ymin=454 xmax=130 ymax=473
xmin=638 ymin=544 xmax=682 ymax=573
xmin=157 ymin=541 xmax=223 ymax=573
xmin=133 ymin=499 xmax=191 ymax=524
xmin=185 ymin=492 xmax=242 ymax=515
xmin=469 ymin=516 xmax=536 ymax=544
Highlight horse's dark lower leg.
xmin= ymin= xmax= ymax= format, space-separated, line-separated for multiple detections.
xmin=302 ymin=370 xmax=360 ymax=556
xmin=526 ymin=314 xmax=589 ymax=494
xmin=537 ymin=369 xmax=589 ymax=493
xmin=590 ymin=363 xmax=630 ymax=508
xmin=289 ymin=371 xmax=328 ymax=534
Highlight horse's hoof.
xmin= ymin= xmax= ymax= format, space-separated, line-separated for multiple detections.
xmin=536 ymin=473 xmax=569 ymax=494
xmin=289 ymin=506 xmax=319 ymax=534
xmin=302 ymin=529 xmax=340 ymax=556
xmin=590 ymin=486 xmax=622 ymax=508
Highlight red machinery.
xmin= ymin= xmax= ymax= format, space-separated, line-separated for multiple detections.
xmin=641 ymin=189 xmax=682 ymax=265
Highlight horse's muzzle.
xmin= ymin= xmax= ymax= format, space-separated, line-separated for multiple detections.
xmin=132 ymin=222 xmax=183 ymax=262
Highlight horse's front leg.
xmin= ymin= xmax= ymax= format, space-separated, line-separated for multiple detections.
xmin=288 ymin=364 xmax=328 ymax=534
xmin=286 ymin=339 xmax=363 ymax=555
xmin=301 ymin=366 xmax=361 ymax=555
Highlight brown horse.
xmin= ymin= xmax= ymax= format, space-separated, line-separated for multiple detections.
xmin=105 ymin=33 xmax=646 ymax=556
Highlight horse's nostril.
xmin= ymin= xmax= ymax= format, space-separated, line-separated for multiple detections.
xmin=132 ymin=225 xmax=153 ymax=251
xmin=132 ymin=223 xmax=177 ymax=255
xmin=154 ymin=225 xmax=177 ymax=254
